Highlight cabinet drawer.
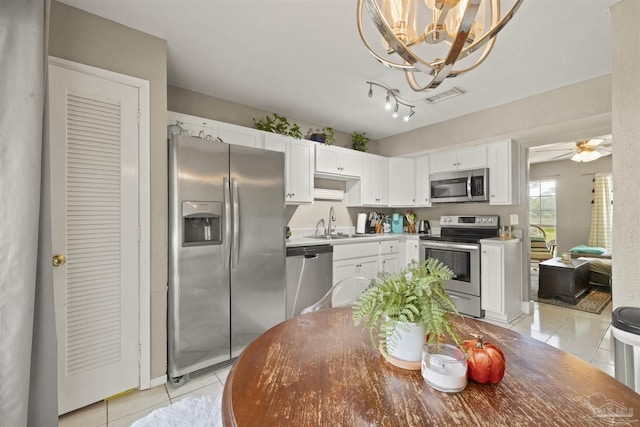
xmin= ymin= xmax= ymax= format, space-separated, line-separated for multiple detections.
xmin=333 ymin=242 xmax=379 ymax=260
xmin=380 ymin=240 xmax=400 ymax=255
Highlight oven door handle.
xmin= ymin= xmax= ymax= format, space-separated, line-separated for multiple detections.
xmin=466 ymin=173 xmax=473 ymax=201
xmin=420 ymin=241 xmax=479 ymax=251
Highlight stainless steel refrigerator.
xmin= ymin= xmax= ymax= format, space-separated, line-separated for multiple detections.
xmin=168 ymin=135 xmax=286 ymax=384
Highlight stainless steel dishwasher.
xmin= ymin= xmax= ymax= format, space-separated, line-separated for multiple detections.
xmin=286 ymin=245 xmax=333 ymax=318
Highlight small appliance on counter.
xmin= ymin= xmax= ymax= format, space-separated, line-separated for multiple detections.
xmin=391 ymin=213 xmax=403 ymax=233
xmin=418 ymin=220 xmax=431 ymax=234
xmin=356 ymin=213 xmax=367 ymax=234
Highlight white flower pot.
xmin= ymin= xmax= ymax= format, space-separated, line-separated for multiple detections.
xmin=386 ymin=322 xmax=425 ymax=362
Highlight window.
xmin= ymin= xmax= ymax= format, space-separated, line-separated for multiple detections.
xmin=529 ymin=180 xmax=556 ymax=243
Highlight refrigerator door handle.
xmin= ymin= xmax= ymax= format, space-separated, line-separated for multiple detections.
xmin=223 ymin=177 xmax=231 ymax=269
xmin=231 ymin=178 xmax=240 ymax=268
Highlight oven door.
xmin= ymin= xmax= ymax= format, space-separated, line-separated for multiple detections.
xmin=419 ymin=240 xmax=480 ymax=297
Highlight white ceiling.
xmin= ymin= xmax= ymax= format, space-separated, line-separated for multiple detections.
xmin=58 ymin=0 xmax=613 ymax=142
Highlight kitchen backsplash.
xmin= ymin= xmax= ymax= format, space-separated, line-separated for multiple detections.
xmin=287 ymin=178 xmax=525 ymax=236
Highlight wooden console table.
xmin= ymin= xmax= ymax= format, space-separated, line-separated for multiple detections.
xmin=539 ymin=257 xmax=590 ymax=304
xmin=222 ymin=307 xmax=640 ymax=426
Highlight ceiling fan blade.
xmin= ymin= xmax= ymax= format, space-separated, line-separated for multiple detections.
xmin=535 ymin=148 xmax=574 ymax=153
xmin=549 ymin=152 xmax=572 ymax=160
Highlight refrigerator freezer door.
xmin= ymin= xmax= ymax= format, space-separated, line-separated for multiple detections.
xmin=168 ymin=136 xmax=231 ymax=378
xmin=230 ymin=145 xmax=286 ymax=357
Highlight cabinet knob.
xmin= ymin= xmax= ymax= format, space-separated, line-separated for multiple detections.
xmin=292 ymin=193 xmax=295 ymax=196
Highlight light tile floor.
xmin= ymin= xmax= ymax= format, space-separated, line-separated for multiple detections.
xmin=59 ymin=299 xmax=615 ymax=426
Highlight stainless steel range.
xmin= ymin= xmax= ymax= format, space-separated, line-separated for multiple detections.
xmin=419 ymin=215 xmax=499 ymax=318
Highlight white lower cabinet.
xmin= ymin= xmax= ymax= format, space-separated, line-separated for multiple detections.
xmin=379 ymin=240 xmax=400 ymax=274
xmin=334 ymin=257 xmax=379 ymax=285
xmin=332 ymin=242 xmax=380 ymax=285
xmin=405 ymin=238 xmax=420 ymax=265
xmin=480 ymin=238 xmax=522 ymax=323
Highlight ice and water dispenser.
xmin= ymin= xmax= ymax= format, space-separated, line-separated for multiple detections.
xmin=182 ymin=201 xmax=222 ymax=246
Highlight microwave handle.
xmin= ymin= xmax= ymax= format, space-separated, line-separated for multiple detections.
xmin=466 ymin=173 xmax=473 ymax=201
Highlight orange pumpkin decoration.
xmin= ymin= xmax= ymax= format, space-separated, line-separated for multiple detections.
xmin=463 ymin=336 xmax=506 ymax=384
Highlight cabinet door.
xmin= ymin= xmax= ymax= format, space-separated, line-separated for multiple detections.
xmin=415 ymin=155 xmax=431 ymax=206
xmin=380 ymin=255 xmax=399 ymax=275
xmin=218 ymin=123 xmax=262 ymax=148
xmin=333 ymin=260 xmax=359 ymax=286
xmin=374 ymin=156 xmax=388 ymax=205
xmin=340 ymin=148 xmax=363 ymax=178
xmin=487 ymin=140 xmax=519 ymax=205
xmin=315 ymin=144 xmax=339 ymax=174
xmin=388 ymin=158 xmax=415 ymax=206
xmin=457 ymin=146 xmax=487 ymax=170
xmin=362 ymin=154 xmax=387 ymax=206
xmin=333 ymin=257 xmax=378 ymax=285
xmin=359 ymin=257 xmax=380 ymax=280
xmin=429 ymin=151 xmax=459 ymax=174
xmin=288 ymin=139 xmax=314 ymax=204
xmin=481 ymin=243 xmax=504 ymax=314
xmin=405 ymin=240 xmax=420 ymax=265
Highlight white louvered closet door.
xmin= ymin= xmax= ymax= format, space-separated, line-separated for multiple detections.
xmin=49 ymin=64 xmax=139 ymax=415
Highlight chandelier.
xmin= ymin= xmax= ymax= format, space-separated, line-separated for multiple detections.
xmin=357 ymin=0 xmax=524 ymax=92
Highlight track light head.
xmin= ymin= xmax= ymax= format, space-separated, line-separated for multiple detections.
xmin=385 ymin=93 xmax=391 ymax=110
xmin=368 ymin=84 xmax=373 ymax=98
xmin=392 ymin=103 xmax=399 ymax=118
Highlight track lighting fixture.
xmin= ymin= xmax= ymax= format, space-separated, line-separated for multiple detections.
xmin=366 ymin=81 xmax=416 ymax=121
xmin=404 ymin=108 xmax=415 ymax=122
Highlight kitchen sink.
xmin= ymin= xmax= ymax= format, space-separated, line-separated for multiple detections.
xmin=303 ymin=234 xmax=351 ymax=240
xmin=303 ymin=233 xmax=380 ymax=240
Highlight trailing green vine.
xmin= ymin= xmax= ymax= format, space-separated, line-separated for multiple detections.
xmin=253 ymin=113 xmax=302 ymax=139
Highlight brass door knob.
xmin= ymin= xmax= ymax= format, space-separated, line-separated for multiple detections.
xmin=52 ymin=255 xmax=66 ymax=267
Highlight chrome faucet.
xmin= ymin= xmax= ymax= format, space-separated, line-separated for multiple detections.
xmin=315 ymin=218 xmax=325 ymax=236
xmin=327 ymin=206 xmax=336 ymax=236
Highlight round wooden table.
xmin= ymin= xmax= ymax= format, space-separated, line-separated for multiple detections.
xmin=222 ymin=307 xmax=640 ymax=426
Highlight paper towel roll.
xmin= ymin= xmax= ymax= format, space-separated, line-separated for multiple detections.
xmin=356 ymin=213 xmax=367 ymax=234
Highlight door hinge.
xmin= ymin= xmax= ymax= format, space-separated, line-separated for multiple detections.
xmin=137 ymin=109 xmax=141 ymax=125
xmin=138 ymin=343 xmax=142 ymax=361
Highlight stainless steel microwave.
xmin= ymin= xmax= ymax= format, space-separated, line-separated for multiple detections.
xmin=429 ymin=168 xmax=489 ymax=203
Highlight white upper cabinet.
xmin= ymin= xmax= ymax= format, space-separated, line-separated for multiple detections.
xmin=288 ymin=138 xmax=315 ymax=204
xmin=263 ymin=133 xmax=314 ymax=204
xmin=217 ymin=122 xmax=262 ymax=148
xmin=415 ymin=155 xmax=431 ymax=207
xmin=388 ymin=158 xmax=416 ymax=206
xmin=315 ymin=145 xmax=362 ymax=179
xmin=167 ymin=111 xmax=261 ymax=148
xmin=362 ymin=153 xmax=388 ymax=206
xmin=167 ymin=111 xmax=219 ymax=138
xmin=487 ymin=139 xmax=520 ymax=205
xmin=429 ymin=145 xmax=487 ymax=174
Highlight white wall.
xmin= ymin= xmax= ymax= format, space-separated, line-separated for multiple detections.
xmin=611 ymin=0 xmax=640 ymax=309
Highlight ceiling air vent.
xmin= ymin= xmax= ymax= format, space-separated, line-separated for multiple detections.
xmin=424 ymin=87 xmax=465 ymax=104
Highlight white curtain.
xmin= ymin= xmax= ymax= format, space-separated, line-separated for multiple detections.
xmin=0 ymin=1 xmax=57 ymax=426
xmin=588 ymin=173 xmax=613 ymax=251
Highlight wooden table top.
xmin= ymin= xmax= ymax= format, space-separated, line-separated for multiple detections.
xmin=222 ymin=307 xmax=640 ymax=426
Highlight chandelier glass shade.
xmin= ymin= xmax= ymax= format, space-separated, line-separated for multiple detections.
xmin=357 ymin=0 xmax=523 ymax=92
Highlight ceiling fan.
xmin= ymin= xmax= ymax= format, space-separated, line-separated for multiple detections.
xmin=534 ymin=138 xmax=612 ymax=163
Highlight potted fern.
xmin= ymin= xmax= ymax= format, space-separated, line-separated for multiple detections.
xmin=353 ymin=259 xmax=461 ymax=365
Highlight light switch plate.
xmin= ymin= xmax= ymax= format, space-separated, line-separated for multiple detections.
xmin=510 ymin=214 xmax=519 ymax=225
